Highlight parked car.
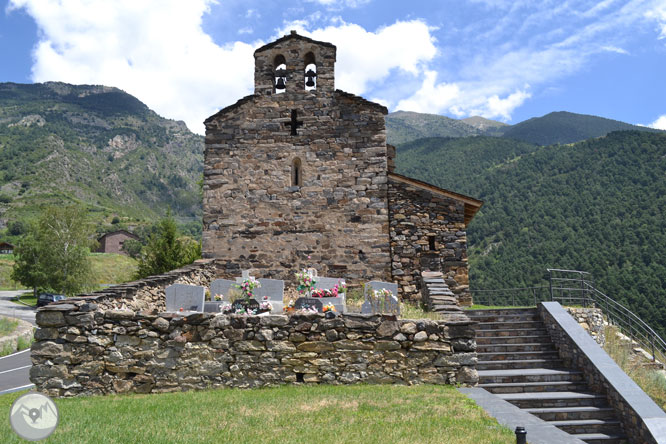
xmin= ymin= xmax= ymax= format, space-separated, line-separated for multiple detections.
xmin=36 ymin=293 xmax=65 ymax=307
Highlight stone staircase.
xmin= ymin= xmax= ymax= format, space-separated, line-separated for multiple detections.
xmin=467 ymin=308 xmax=628 ymax=444
xmin=420 ymin=271 xmax=464 ymax=315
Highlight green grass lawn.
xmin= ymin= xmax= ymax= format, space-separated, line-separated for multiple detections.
xmin=0 ymin=316 xmax=19 ymax=337
xmin=0 ymin=385 xmax=514 ymax=444
xmin=89 ymin=253 xmax=138 ymax=285
xmin=0 ymin=256 xmax=22 ymax=290
xmin=604 ymin=326 xmax=666 ymax=411
xmin=4 ymin=253 xmax=138 ymax=298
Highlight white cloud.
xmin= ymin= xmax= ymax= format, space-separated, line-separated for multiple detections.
xmin=306 ymin=0 xmax=371 ymax=9
xmin=394 ymin=0 xmax=666 ymax=121
xmin=645 ymin=1 xmax=666 ymax=39
xmin=394 ymin=70 xmax=531 ymax=121
xmin=601 ymin=45 xmax=629 ymax=54
xmin=650 ymin=115 xmax=666 ymax=129
xmin=9 ymin=0 xmax=258 ymax=134
xmin=284 ymin=20 xmax=437 ymax=95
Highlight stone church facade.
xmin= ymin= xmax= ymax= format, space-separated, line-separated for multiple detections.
xmin=202 ymin=31 xmax=482 ymax=303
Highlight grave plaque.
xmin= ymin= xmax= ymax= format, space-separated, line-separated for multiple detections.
xmin=204 ymin=301 xmax=224 ymax=313
xmin=229 ymin=298 xmax=259 ymax=313
xmin=362 ymin=281 xmax=400 ymax=315
xmin=210 ymin=279 xmax=236 ymax=301
xmin=255 ymin=279 xmax=284 ymax=301
xmin=294 ymin=297 xmax=323 ymax=312
xmin=313 ymin=276 xmax=347 ymax=313
xmin=255 ymin=279 xmax=285 ymax=314
xmin=165 ymin=284 xmax=205 ymax=313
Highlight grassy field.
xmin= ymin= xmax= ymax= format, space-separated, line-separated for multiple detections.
xmin=89 ymin=253 xmax=138 ymax=285
xmin=2 ymin=253 xmax=138 ymax=295
xmin=0 ymin=385 xmax=514 ymax=444
xmin=0 ymin=255 xmax=22 ymax=290
xmin=0 ymin=316 xmax=18 ymax=337
xmin=603 ymin=326 xmax=666 ymax=410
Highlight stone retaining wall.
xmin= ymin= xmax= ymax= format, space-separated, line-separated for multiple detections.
xmin=31 ymin=306 xmax=478 ymax=397
xmin=540 ymin=302 xmax=666 ymax=444
xmin=565 ymin=307 xmax=605 ymax=345
xmin=74 ymin=259 xmax=218 ymax=313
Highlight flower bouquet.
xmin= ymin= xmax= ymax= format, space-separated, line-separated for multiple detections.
xmin=283 ymin=299 xmax=296 ymax=313
xmin=234 ymin=277 xmax=261 ymax=300
xmin=296 ymin=269 xmax=316 ymax=295
xmin=373 ymin=288 xmax=394 ymax=300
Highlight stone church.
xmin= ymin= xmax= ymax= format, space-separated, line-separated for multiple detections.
xmin=202 ymin=31 xmax=482 ymax=303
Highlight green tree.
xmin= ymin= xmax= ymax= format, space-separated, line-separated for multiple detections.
xmin=121 ymin=238 xmax=143 ymax=259
xmin=11 ymin=206 xmax=96 ymax=296
xmin=135 ymin=210 xmax=201 ymax=279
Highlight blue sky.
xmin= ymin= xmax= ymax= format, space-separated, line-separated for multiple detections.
xmin=1 ymin=0 xmax=665 ymax=134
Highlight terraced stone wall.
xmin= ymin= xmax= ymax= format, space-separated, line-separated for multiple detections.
xmin=31 ymin=303 xmax=477 ymax=397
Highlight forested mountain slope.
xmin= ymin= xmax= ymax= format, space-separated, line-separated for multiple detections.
xmin=0 ymin=82 xmax=203 ymax=226
xmin=386 ymin=111 xmax=483 ymax=145
xmin=396 ymin=131 xmax=666 ymax=336
xmin=500 ymin=111 xmax=661 ymax=145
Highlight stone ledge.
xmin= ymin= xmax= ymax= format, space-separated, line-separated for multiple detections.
xmin=459 ymin=387 xmax=586 ymax=444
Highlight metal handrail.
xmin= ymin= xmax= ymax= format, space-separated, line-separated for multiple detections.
xmin=470 ymin=269 xmax=666 ymax=363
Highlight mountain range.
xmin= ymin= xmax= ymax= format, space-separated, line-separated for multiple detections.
xmin=0 ymin=82 xmax=203 ymax=232
xmin=386 ymin=109 xmax=660 ymax=146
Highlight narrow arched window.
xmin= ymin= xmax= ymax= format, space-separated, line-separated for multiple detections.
xmin=291 ymin=157 xmax=302 ymax=187
xmin=304 ymin=52 xmax=317 ymax=91
xmin=274 ymin=54 xmax=287 ymax=94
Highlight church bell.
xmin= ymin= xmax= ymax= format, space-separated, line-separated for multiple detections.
xmin=305 ymin=69 xmax=316 ymax=88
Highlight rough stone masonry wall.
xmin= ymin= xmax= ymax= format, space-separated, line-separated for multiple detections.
xmin=203 ymin=90 xmax=391 ymax=284
xmin=74 ymin=260 xmax=218 ymax=313
xmin=388 ymin=178 xmax=470 ymax=304
xmin=565 ymin=307 xmax=605 ymax=346
xmin=31 ymin=306 xmax=478 ymax=397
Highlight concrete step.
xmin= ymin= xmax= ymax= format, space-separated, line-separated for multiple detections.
xmin=477 ymin=328 xmax=549 ymax=337
xmin=572 ymin=432 xmax=628 ymax=444
xmin=478 ymin=368 xmax=584 ymax=384
xmin=525 ymin=406 xmax=617 ymax=421
xmin=499 ymin=391 xmax=610 ymax=409
xmin=477 ymin=320 xmax=546 ymax=330
xmin=431 ymin=305 xmax=463 ymax=312
xmin=550 ymin=419 xmax=623 ymax=435
xmin=477 ymin=343 xmax=557 ymax=353
xmin=467 ymin=313 xmax=541 ymax=323
xmin=480 ymin=380 xmax=589 ymax=394
xmin=477 ymin=358 xmax=565 ymax=371
xmin=466 ymin=308 xmax=538 ymax=316
xmin=477 ymin=334 xmax=552 ymax=345
xmin=477 ymin=350 xmax=560 ymax=361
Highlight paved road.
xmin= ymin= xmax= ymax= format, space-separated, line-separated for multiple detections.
xmin=0 ymin=349 xmax=33 ymax=394
xmin=0 ymin=290 xmax=36 ymax=325
xmin=0 ymin=291 xmax=36 ymax=394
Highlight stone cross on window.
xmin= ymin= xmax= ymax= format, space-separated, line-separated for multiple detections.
xmin=285 ymin=109 xmax=303 ymax=135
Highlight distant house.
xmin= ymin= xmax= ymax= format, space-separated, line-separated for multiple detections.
xmin=97 ymin=230 xmax=139 ymax=255
xmin=0 ymin=242 xmax=14 ymax=254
